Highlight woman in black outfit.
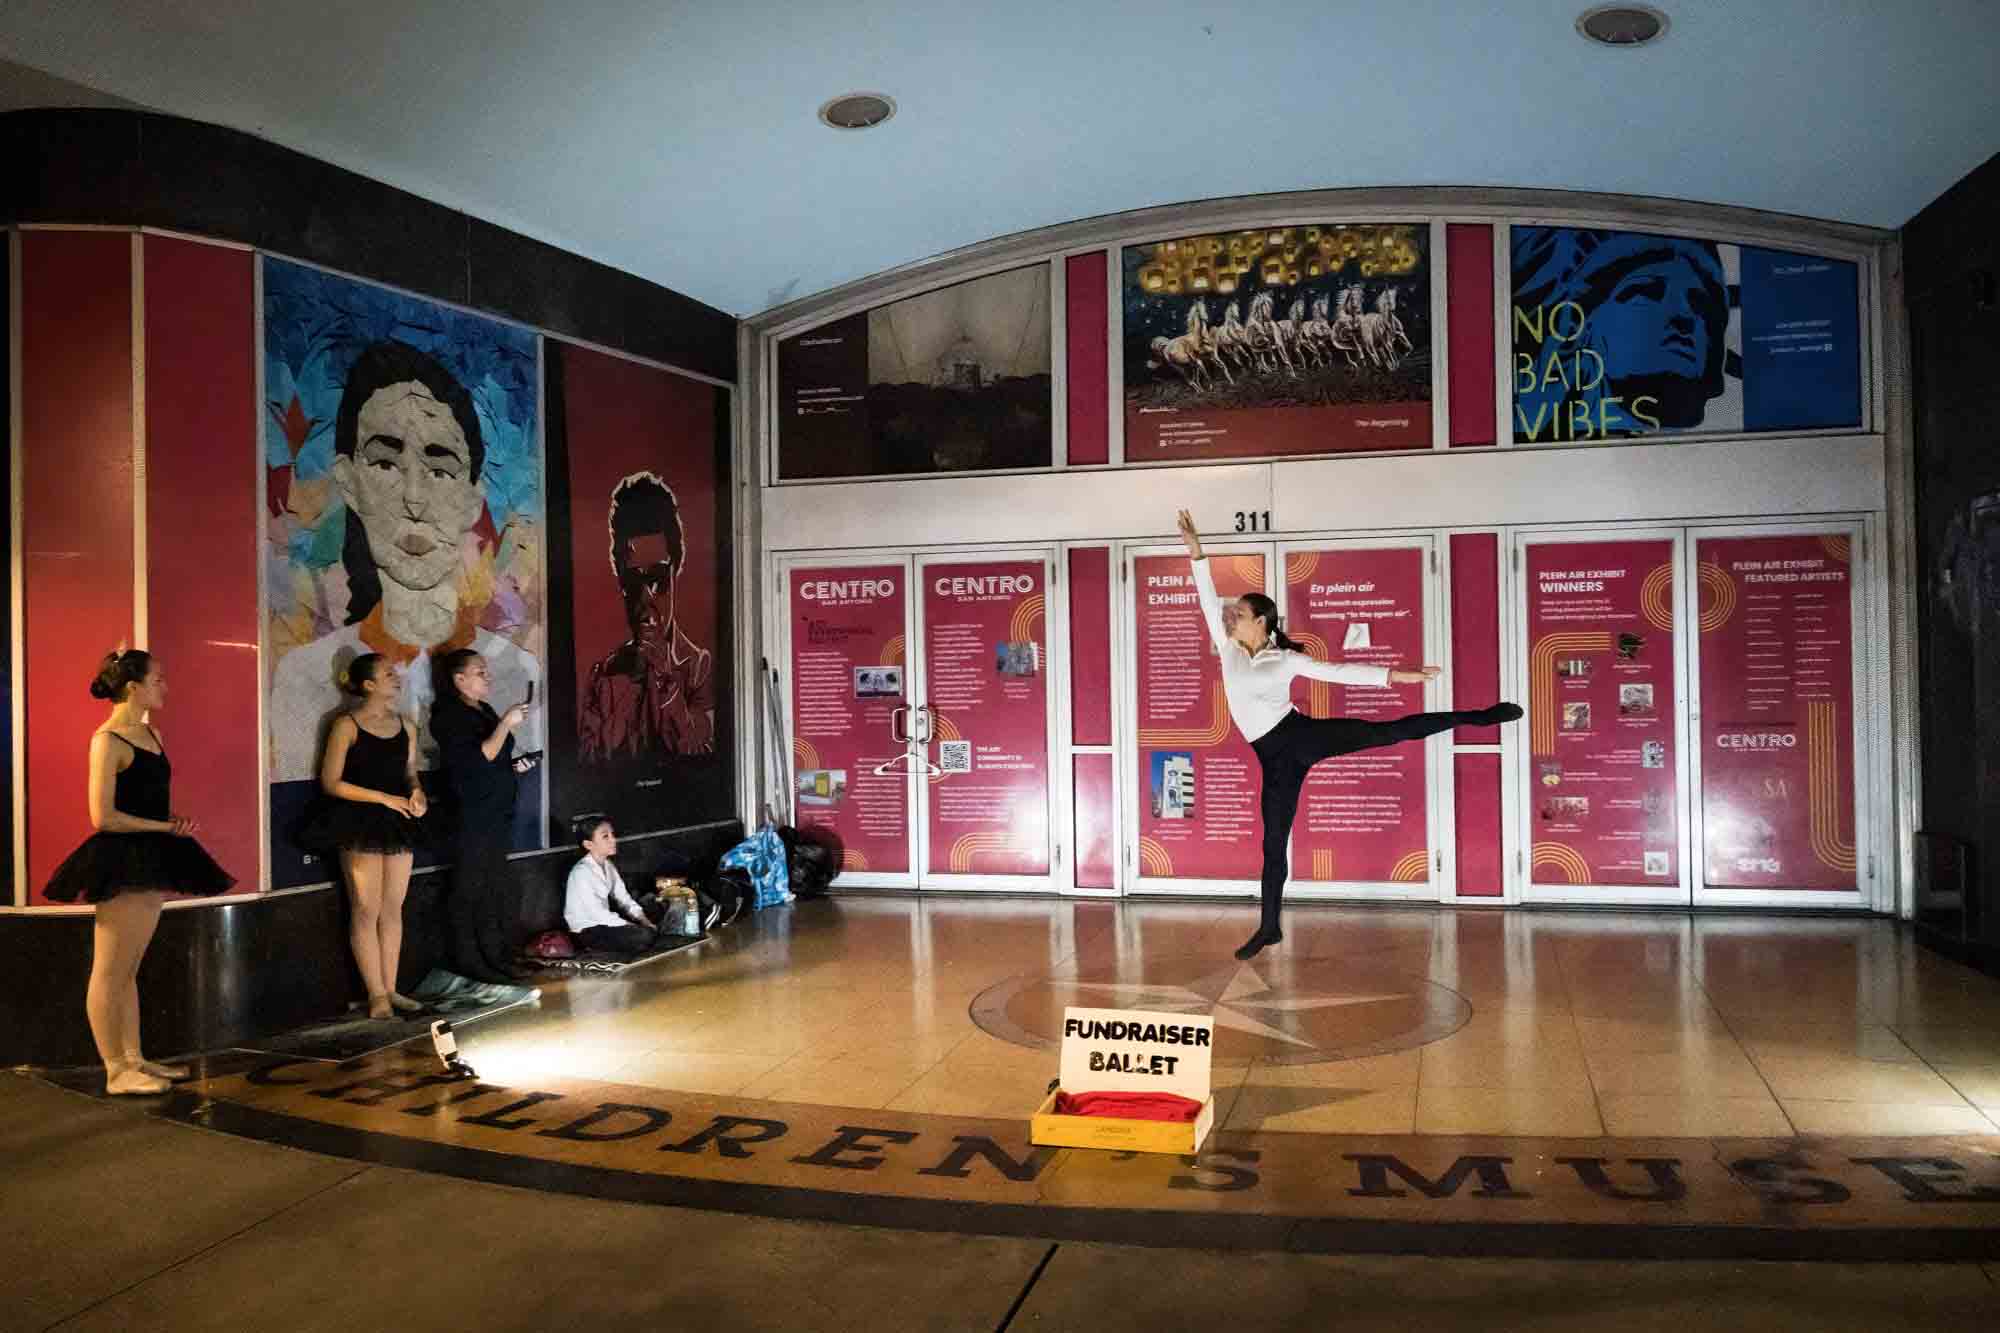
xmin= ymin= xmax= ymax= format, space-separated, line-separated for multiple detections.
xmin=302 ymin=653 xmax=427 ymax=1019
xmin=431 ymin=647 xmax=536 ymax=983
xmin=46 ymin=650 xmax=234 ymax=1094
xmin=1174 ymin=511 xmax=1523 ymax=960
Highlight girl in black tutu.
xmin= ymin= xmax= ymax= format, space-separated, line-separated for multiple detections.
xmin=46 ymin=650 xmax=235 ymax=1095
xmin=306 ymin=653 xmax=428 ymax=1019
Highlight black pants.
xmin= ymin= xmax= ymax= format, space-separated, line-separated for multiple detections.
xmin=450 ymin=831 xmax=518 ymax=984
xmin=1248 ymin=708 xmax=1484 ymax=933
xmin=575 ymin=923 xmax=661 ymax=955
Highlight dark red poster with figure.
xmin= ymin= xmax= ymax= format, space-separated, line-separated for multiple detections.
xmin=922 ymin=560 xmax=1051 ymax=876
xmin=789 ymin=566 xmax=909 ymax=875
xmin=1133 ymin=552 xmax=1265 ymax=881
xmin=1284 ymin=547 xmax=1430 ymax=884
xmin=1696 ymin=534 xmax=1856 ymax=890
xmin=1525 ymin=540 xmax=1679 ymax=887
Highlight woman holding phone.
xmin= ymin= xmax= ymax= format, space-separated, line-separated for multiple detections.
xmin=1175 ymin=509 xmax=1521 ymax=959
xmin=431 ymin=648 xmax=537 ymax=983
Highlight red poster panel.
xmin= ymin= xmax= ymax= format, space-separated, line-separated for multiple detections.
xmin=1067 ymin=546 xmax=1113 ymax=745
xmin=20 ymin=231 xmax=134 ymax=904
xmin=1283 ymin=547 xmax=1430 ymax=884
xmin=1073 ymin=753 xmax=1116 ymax=890
xmin=1133 ymin=552 xmax=1265 ymax=880
xmin=789 ymin=566 xmax=909 ymax=875
xmin=1454 ymin=753 xmax=1504 ymax=897
xmin=1449 ymin=533 xmax=1502 ymax=745
xmin=1525 ymin=540 xmax=1679 ymax=888
xmin=1446 ymin=224 xmax=1497 ymax=448
xmin=1696 ymin=534 xmax=1857 ymax=890
xmin=144 ymin=236 xmax=260 ymax=895
xmin=922 ymin=559 xmax=1051 ymax=876
xmin=1064 ymin=253 xmax=1110 ymax=467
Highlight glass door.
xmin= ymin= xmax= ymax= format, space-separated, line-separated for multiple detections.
xmin=912 ymin=549 xmax=1060 ymax=891
xmin=780 ymin=556 xmax=918 ymax=887
xmin=1124 ymin=540 xmax=1272 ymax=897
xmin=1515 ymin=528 xmax=1693 ymax=906
xmin=1689 ymin=522 xmax=1869 ymax=908
xmin=1275 ymin=536 xmax=1442 ymax=900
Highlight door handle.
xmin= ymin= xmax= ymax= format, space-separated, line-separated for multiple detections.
xmin=891 ymin=706 xmax=909 ymax=744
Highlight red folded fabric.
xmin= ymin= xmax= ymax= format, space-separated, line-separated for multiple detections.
xmin=1052 ymin=1090 xmax=1204 ymax=1123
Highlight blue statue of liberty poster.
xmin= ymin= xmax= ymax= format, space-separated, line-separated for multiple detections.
xmin=1511 ymin=227 xmax=1861 ymax=444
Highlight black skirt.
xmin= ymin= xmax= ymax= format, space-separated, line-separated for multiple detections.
xmin=298 ymin=800 xmax=427 ymax=856
xmin=44 ymin=831 xmax=235 ymax=903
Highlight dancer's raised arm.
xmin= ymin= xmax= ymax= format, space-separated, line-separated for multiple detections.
xmin=1177 ymin=509 xmax=1228 ymax=653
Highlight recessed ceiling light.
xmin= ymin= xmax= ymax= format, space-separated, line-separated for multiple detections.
xmin=818 ymin=92 xmax=896 ymax=131
xmin=1576 ymin=5 xmax=1669 ymax=48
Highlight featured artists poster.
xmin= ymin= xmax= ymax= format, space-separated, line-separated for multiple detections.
xmin=1525 ymin=540 xmax=1678 ymax=887
xmin=262 ymin=259 xmax=542 ymax=886
xmin=1122 ymin=224 xmax=1431 ymax=462
xmin=544 ymin=342 xmax=731 ymax=842
xmin=922 ymin=560 xmax=1050 ymax=876
xmin=1511 ymin=227 xmax=1861 ymax=444
xmin=789 ymin=566 xmax=909 ymax=874
xmin=1133 ymin=552 xmax=1265 ymax=880
xmin=1284 ymin=547 xmax=1430 ymax=885
xmin=776 ymin=265 xmax=1052 ymax=479
xmin=1696 ymin=534 xmax=1856 ymax=890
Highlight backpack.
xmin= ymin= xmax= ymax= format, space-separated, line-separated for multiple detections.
xmin=782 ymin=827 xmax=839 ymax=899
xmin=718 ymin=824 xmax=793 ymax=911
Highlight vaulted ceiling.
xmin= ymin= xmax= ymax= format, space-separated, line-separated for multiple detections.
xmin=3 ymin=1 xmax=1995 ymax=314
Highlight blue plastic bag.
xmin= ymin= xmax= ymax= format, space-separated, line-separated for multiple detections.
xmin=719 ymin=824 xmax=792 ymax=911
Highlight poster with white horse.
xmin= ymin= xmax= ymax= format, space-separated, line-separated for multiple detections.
xmin=1121 ymin=224 xmax=1432 ymax=461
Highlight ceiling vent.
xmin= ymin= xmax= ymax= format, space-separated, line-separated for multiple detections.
xmin=818 ymin=93 xmax=896 ymax=131
xmin=1576 ymin=5 xmax=1669 ymax=48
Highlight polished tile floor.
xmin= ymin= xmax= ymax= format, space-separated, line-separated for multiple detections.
xmin=452 ymin=896 xmax=2000 ymax=1139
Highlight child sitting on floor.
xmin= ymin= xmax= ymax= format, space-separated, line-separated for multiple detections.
xmin=563 ymin=815 xmax=669 ymax=955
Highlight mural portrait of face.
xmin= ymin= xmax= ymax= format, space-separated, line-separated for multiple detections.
xmin=578 ymin=470 xmax=716 ymax=762
xmin=615 ymin=487 xmax=684 ymax=654
xmin=331 ymin=341 xmax=488 ymax=610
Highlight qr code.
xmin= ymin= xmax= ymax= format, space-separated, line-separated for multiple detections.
xmin=939 ymin=741 xmax=972 ymax=774
xmin=1643 ymin=851 xmax=1669 ymax=876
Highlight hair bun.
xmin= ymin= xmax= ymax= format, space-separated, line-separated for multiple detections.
xmin=90 ymin=648 xmax=149 ymax=701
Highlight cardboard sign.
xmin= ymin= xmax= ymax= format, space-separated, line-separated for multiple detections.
xmin=1057 ymin=1006 xmax=1213 ymax=1099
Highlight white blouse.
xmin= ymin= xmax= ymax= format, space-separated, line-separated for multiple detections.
xmin=1191 ymin=557 xmax=1392 ymax=742
xmin=564 ymin=856 xmax=647 ymax=933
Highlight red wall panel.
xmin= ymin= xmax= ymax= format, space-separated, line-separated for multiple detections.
xmin=20 ymin=231 xmax=136 ymax=903
xmin=1454 ymin=753 xmax=1503 ymax=897
xmin=1446 ymin=224 xmax=1496 ymax=448
xmin=1450 ymin=532 xmax=1502 ymax=744
xmin=1073 ymin=752 xmax=1116 ymax=889
xmin=1066 ymin=546 xmax=1112 ymax=745
xmin=144 ymin=236 xmax=260 ymax=893
xmin=1064 ymin=253 xmax=1109 ymax=467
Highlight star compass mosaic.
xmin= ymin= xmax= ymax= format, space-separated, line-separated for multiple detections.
xmin=969 ymin=953 xmax=1472 ymax=1066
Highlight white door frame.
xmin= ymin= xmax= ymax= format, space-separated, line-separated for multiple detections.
xmin=1273 ymin=533 xmax=1445 ymax=903
xmin=912 ymin=547 xmax=1064 ymax=894
xmin=1513 ymin=524 xmax=1695 ymax=907
xmin=1686 ymin=518 xmax=1873 ymax=910
xmin=773 ymin=551 xmax=920 ymax=889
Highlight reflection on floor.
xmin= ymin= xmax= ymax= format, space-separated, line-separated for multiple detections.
xmin=441 ymin=897 xmax=2000 ymax=1139
xmin=54 ymin=897 xmax=2000 ymax=1258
